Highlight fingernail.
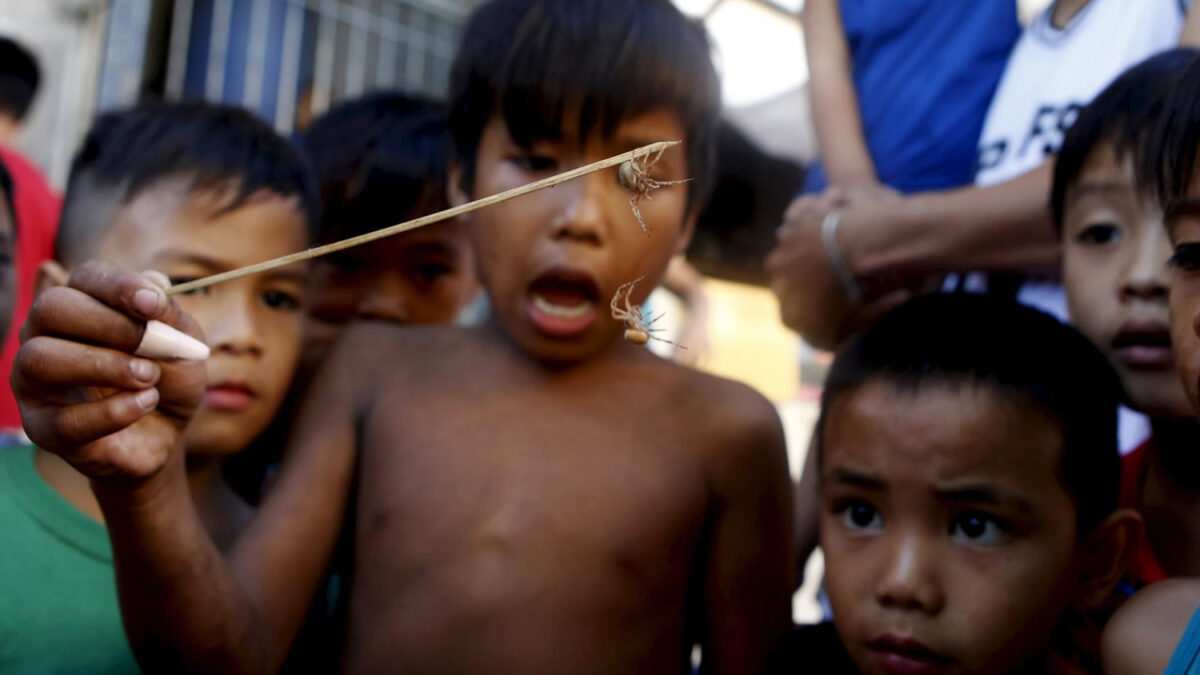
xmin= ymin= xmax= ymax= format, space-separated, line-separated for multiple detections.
xmin=134 ymin=388 xmax=158 ymax=411
xmin=141 ymin=270 xmax=171 ymax=291
xmin=135 ymin=320 xmax=210 ymax=361
xmin=129 ymin=359 xmax=155 ymax=382
xmin=132 ymin=288 xmax=164 ymax=317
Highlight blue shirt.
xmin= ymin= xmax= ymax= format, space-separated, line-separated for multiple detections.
xmin=805 ymin=0 xmax=1019 ymax=194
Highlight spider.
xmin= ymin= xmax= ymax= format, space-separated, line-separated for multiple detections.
xmin=610 ymin=276 xmax=684 ymax=348
xmin=617 ymin=146 xmax=692 ymax=235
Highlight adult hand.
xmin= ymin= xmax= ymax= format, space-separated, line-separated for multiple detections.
xmin=824 ymin=178 xmax=901 ymax=210
xmin=12 ymin=260 xmax=207 ymax=484
xmin=766 ymin=195 xmax=860 ymax=350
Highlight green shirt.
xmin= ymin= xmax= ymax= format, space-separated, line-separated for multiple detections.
xmin=0 ymin=445 xmax=140 ymax=673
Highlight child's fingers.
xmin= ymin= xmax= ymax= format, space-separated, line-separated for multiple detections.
xmin=27 ymin=285 xmax=150 ymax=352
xmin=14 ymin=336 xmax=161 ymax=391
xmin=22 ymin=389 xmax=158 ymax=454
xmin=66 ymin=260 xmax=204 ymax=341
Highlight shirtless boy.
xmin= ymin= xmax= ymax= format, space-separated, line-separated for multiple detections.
xmin=11 ymin=1 xmax=795 ymax=673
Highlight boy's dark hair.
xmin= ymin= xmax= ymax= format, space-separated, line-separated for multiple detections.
xmin=1140 ymin=49 xmax=1200 ymax=212
xmin=448 ymin=0 xmax=719 ymax=215
xmin=57 ymin=101 xmax=319 ymax=265
xmin=0 ymin=37 xmax=40 ymax=122
xmin=1051 ymin=48 xmax=1199 ymax=230
xmin=302 ymin=92 xmax=448 ymax=244
xmin=816 ymin=294 xmax=1123 ymax=532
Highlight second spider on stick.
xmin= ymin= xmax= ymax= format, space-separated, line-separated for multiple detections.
xmin=611 ymin=276 xmax=685 ymax=348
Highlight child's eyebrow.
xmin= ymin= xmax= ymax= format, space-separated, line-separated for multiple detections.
xmin=824 ymin=468 xmax=885 ymax=490
xmin=931 ymin=485 xmax=1035 ymax=515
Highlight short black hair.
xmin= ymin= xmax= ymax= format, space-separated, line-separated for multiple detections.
xmin=816 ymin=294 xmax=1123 ymax=532
xmin=302 ymin=92 xmax=448 ymax=244
xmin=448 ymin=0 xmax=720 ymax=214
xmin=1143 ymin=50 xmax=1200 ymax=212
xmin=0 ymin=37 xmax=40 ymax=122
xmin=1051 ymin=48 xmax=1199 ymax=231
xmin=57 ymin=101 xmax=319 ymax=265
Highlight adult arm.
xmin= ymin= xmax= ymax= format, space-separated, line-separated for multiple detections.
xmin=1181 ymin=2 xmax=1200 ymax=46
xmin=700 ymin=388 xmax=796 ymax=675
xmin=13 ymin=261 xmax=360 ymax=674
xmin=803 ymin=0 xmax=876 ymax=187
xmin=768 ymin=163 xmax=1057 ymax=349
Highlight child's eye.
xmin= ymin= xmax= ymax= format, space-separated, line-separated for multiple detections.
xmin=509 ymin=154 xmax=558 ymax=172
xmin=262 ymin=289 xmax=300 ymax=311
xmin=1169 ymin=243 xmax=1200 ymax=272
xmin=837 ymin=500 xmax=883 ymax=534
xmin=1075 ymin=223 xmax=1121 ymax=245
xmin=411 ymin=262 xmax=454 ymax=285
xmin=949 ymin=512 xmax=1009 ymax=545
xmin=167 ymin=277 xmax=211 ymax=297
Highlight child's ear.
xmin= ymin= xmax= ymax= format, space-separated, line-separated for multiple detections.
xmin=34 ymin=261 xmax=69 ymax=296
xmin=1071 ymin=507 xmax=1142 ymax=610
xmin=675 ymin=213 xmax=697 ymax=256
xmin=447 ymin=163 xmax=469 ymax=210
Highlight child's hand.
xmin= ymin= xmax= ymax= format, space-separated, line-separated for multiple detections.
xmin=12 ymin=260 xmax=207 ymax=483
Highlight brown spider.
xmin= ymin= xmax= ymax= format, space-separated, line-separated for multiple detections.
xmin=610 ymin=276 xmax=684 ymax=348
xmin=617 ymin=146 xmax=692 ymax=235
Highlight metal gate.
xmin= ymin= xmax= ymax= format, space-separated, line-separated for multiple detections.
xmin=163 ymin=0 xmax=477 ymax=133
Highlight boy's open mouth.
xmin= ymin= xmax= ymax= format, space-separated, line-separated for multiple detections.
xmin=526 ymin=271 xmax=601 ymax=337
xmin=1112 ymin=322 xmax=1173 ymax=370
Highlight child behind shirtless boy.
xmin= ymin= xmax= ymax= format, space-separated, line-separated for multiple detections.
xmin=12 ymin=1 xmax=796 ymax=673
xmin=298 ymin=93 xmax=478 ymax=373
xmin=770 ymin=294 xmax=1138 ymax=674
xmin=1100 ymin=51 xmax=1200 ymax=675
xmin=1053 ymin=48 xmax=1200 ymax=591
xmin=2 ymin=102 xmax=317 ymax=671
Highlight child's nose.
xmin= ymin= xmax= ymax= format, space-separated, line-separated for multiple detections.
xmin=550 ymin=178 xmax=606 ymax=246
xmin=1121 ymin=230 xmax=1170 ymax=301
xmin=355 ymin=274 xmax=411 ymax=324
xmin=206 ymin=296 xmax=264 ymax=357
xmin=873 ymin=534 xmax=945 ymax=615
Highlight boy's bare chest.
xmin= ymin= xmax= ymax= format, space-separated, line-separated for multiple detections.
xmin=350 ymin=366 xmax=712 ymax=601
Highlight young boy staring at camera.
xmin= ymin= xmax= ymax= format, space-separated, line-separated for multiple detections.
xmin=1053 ymin=48 xmax=1200 ymax=589
xmin=11 ymin=1 xmax=796 ymax=674
xmin=770 ymin=294 xmax=1138 ymax=675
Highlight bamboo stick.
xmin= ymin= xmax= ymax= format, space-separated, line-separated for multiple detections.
xmin=166 ymin=140 xmax=680 ymax=296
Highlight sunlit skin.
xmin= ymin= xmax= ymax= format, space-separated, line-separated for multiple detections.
xmin=90 ymin=183 xmax=309 ymax=457
xmin=1062 ymin=145 xmax=1191 ymax=418
xmin=821 ymin=381 xmax=1100 ymax=675
xmin=301 ymin=221 xmax=478 ymax=375
xmin=459 ymin=110 xmax=693 ymax=365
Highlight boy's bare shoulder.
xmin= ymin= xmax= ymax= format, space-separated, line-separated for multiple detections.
xmin=655 ymin=360 xmax=785 ymax=457
xmin=1102 ymin=579 xmax=1200 ymax=675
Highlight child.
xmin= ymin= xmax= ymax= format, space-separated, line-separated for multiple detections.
xmin=0 ymin=101 xmax=317 ymax=672
xmin=11 ymin=1 xmax=796 ymax=673
xmin=1054 ymin=48 xmax=1200 ymax=590
xmin=1101 ymin=52 xmax=1200 ymax=675
xmin=770 ymin=294 xmax=1138 ymax=674
xmin=298 ymin=93 xmax=478 ymax=374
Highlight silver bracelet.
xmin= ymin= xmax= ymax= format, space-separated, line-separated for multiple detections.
xmin=821 ymin=209 xmax=863 ymax=304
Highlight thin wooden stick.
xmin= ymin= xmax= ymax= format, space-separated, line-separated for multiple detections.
xmin=166 ymin=140 xmax=681 ymax=296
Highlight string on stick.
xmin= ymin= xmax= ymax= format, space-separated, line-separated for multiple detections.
xmin=165 ymin=140 xmax=681 ymax=296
